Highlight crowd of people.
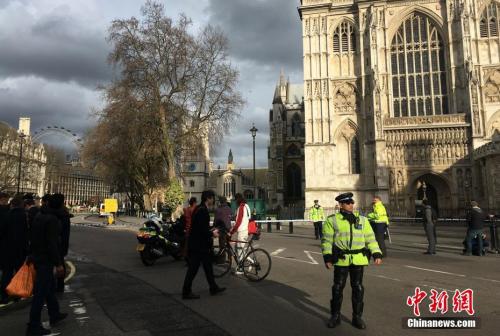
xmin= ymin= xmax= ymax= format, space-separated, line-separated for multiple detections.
xmin=0 ymin=192 xmax=71 ymax=336
xmin=180 ymin=191 xmax=252 ymax=300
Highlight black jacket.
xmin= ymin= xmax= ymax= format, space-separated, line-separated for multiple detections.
xmin=55 ymin=207 xmax=71 ymax=257
xmin=188 ymin=204 xmax=213 ymax=253
xmin=30 ymin=206 xmax=62 ymax=267
xmin=0 ymin=207 xmax=28 ymax=268
xmin=466 ymin=207 xmax=487 ymax=230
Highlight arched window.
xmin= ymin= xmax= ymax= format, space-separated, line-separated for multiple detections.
xmin=286 ymin=163 xmax=302 ymax=199
xmin=333 ymin=22 xmax=356 ymax=53
xmin=223 ymin=177 xmax=235 ymax=198
xmin=286 ymin=144 xmax=301 ymax=157
xmin=189 ymin=180 xmax=195 ymax=188
xmin=391 ymin=14 xmax=448 ymax=117
xmin=349 ymin=137 xmax=361 ymax=174
xmin=291 ymin=113 xmax=303 ymax=137
xmin=244 ymin=190 xmax=254 ymax=200
xmin=480 ymin=3 xmax=500 ymax=38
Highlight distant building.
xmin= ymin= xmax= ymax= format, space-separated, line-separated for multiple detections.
xmin=182 ymin=149 xmax=269 ymax=205
xmin=45 ymin=160 xmax=111 ymax=206
xmin=268 ymin=72 xmax=305 ymax=209
xmin=0 ymin=118 xmax=46 ymax=196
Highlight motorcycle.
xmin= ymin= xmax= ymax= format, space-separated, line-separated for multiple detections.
xmin=136 ymin=215 xmax=184 ymax=266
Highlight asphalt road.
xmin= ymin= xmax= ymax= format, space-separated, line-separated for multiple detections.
xmin=67 ymin=222 xmax=500 ymax=336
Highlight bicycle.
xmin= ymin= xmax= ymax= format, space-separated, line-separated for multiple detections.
xmin=212 ymin=234 xmax=271 ymax=282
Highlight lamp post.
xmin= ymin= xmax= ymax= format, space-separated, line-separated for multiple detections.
xmin=16 ymin=131 xmax=26 ymax=194
xmin=250 ymin=124 xmax=258 ymax=213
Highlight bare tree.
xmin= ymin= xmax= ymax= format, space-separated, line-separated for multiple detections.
xmin=107 ymin=1 xmax=244 ymax=178
xmin=84 ymin=1 xmax=244 ymax=209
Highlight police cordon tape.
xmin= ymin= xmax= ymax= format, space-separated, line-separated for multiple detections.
xmin=247 ymin=218 xmax=500 ymax=253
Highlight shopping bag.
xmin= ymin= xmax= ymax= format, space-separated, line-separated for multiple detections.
xmin=6 ymin=262 xmax=36 ymax=298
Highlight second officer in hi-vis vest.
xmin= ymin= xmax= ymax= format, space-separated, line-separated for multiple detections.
xmin=322 ymin=192 xmax=383 ymax=330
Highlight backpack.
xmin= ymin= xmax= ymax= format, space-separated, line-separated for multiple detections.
xmin=245 ymin=204 xmax=260 ymax=237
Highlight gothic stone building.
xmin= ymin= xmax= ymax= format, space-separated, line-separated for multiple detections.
xmin=268 ymin=73 xmax=306 ymax=208
xmin=298 ymin=0 xmax=500 ymax=215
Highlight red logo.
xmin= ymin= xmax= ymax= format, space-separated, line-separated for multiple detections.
xmin=407 ymin=288 xmax=475 ymax=316
xmin=406 ymin=287 xmax=427 ymax=316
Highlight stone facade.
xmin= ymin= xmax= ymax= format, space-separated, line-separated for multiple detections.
xmin=298 ymin=0 xmax=500 ymax=215
xmin=183 ymin=149 xmax=268 ymax=205
xmin=0 ymin=118 xmax=46 ymax=196
xmin=268 ymin=73 xmax=306 ymax=208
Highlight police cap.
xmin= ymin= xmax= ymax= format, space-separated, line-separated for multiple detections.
xmin=335 ymin=192 xmax=354 ymax=203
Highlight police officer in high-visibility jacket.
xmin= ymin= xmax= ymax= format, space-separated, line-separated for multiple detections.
xmin=367 ymin=196 xmax=389 ymax=257
xmin=322 ymin=192 xmax=383 ymax=330
xmin=310 ymin=200 xmax=325 ymax=240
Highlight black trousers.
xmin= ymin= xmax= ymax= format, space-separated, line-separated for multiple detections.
xmin=29 ymin=263 xmax=60 ymax=327
xmin=182 ymin=251 xmax=218 ymax=295
xmin=56 ymin=259 xmax=66 ymax=292
xmin=331 ymin=265 xmax=364 ymax=318
xmin=370 ymin=222 xmax=387 ymax=257
xmin=313 ymin=221 xmax=323 ymax=239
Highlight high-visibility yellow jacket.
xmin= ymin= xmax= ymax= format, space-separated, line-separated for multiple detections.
xmin=310 ymin=206 xmax=325 ymax=221
xmin=321 ymin=212 xmax=381 ymax=266
xmin=367 ymin=201 xmax=389 ymax=225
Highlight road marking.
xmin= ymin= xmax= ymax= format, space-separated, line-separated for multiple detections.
xmin=404 ymin=265 xmax=466 ymax=277
xmin=273 ymin=255 xmax=319 ymax=264
xmin=309 ymin=251 xmax=323 ymax=255
xmin=472 ymin=276 xmax=500 ymax=284
xmin=412 ymin=242 xmax=462 ymax=250
xmin=304 ymin=251 xmax=319 ymax=265
xmin=270 ymin=248 xmax=286 ymax=256
xmin=372 ymin=274 xmax=401 ymax=282
xmin=65 ymin=260 xmax=76 ymax=283
xmin=421 ymin=284 xmax=454 ymax=293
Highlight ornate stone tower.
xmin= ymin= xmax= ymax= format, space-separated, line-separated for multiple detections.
xmin=298 ymin=0 xmax=500 ymax=215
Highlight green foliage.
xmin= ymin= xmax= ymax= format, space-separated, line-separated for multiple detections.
xmin=163 ymin=179 xmax=184 ymax=213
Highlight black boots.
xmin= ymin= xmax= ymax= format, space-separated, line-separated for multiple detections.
xmin=327 ymin=299 xmax=342 ymax=328
xmin=329 ymin=265 xmax=368 ymax=329
xmin=352 ymin=315 xmax=366 ymax=329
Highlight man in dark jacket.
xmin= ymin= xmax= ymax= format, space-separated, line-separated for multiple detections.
xmin=0 ymin=196 xmax=29 ymax=304
xmin=182 ymin=190 xmax=225 ymax=300
xmin=464 ymin=201 xmax=488 ymax=256
xmin=52 ymin=193 xmax=71 ymax=292
xmin=27 ymin=195 xmax=67 ymax=336
xmin=24 ymin=194 xmax=40 ymax=231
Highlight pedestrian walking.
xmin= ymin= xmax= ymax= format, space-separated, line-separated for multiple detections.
xmin=27 ymin=194 xmax=67 ymax=335
xmin=214 ymin=196 xmax=232 ymax=257
xmin=367 ymin=196 xmax=389 ymax=257
xmin=52 ymin=194 xmax=71 ymax=292
xmin=182 ymin=190 xmax=225 ymax=299
xmin=422 ymin=199 xmax=437 ymax=255
xmin=464 ymin=201 xmax=488 ymax=256
xmin=230 ymin=193 xmax=251 ymax=274
xmin=322 ymin=192 xmax=382 ymax=330
xmin=310 ymin=200 xmax=325 ymax=240
xmin=0 ymin=196 xmax=29 ymax=304
xmin=182 ymin=197 xmax=197 ymax=258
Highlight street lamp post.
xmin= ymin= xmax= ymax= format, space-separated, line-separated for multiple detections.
xmin=250 ymin=124 xmax=258 ymax=213
xmin=16 ymin=131 xmax=27 ymax=194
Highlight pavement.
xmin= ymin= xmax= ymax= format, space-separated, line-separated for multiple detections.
xmin=1 ymin=216 xmax=499 ymax=335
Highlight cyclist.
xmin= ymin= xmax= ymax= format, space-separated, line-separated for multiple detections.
xmin=229 ymin=193 xmax=251 ymax=274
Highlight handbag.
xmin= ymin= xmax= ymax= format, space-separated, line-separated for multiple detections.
xmin=6 ymin=262 xmax=36 ymax=298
